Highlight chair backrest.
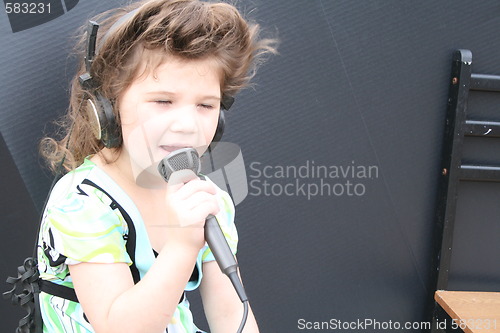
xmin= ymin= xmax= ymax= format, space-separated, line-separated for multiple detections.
xmin=431 ymin=48 xmax=500 ymax=292
xmin=428 ymin=48 xmax=500 ymax=331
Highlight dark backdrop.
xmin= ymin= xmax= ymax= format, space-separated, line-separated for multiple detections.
xmin=1 ymin=1 xmax=499 ymax=332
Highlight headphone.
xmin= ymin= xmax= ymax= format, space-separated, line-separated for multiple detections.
xmin=78 ymin=9 xmax=233 ymax=149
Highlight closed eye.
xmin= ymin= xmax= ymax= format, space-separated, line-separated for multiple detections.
xmin=154 ymin=100 xmax=172 ymax=105
xmin=199 ymin=104 xmax=215 ymax=110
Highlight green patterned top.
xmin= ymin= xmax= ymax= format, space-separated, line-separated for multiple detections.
xmin=37 ymin=158 xmax=238 ymax=333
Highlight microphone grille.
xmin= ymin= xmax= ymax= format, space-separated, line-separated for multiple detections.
xmin=158 ymin=148 xmax=201 ymax=182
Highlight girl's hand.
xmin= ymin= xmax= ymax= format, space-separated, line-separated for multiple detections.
xmin=163 ymin=170 xmax=220 ymax=250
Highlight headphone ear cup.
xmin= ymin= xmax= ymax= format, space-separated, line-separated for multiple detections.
xmin=212 ymin=110 xmax=225 ymax=144
xmin=85 ymin=98 xmax=103 ymax=141
xmin=92 ymin=92 xmax=122 ymax=148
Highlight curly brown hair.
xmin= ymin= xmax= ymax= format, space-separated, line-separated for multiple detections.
xmin=40 ymin=0 xmax=277 ymax=173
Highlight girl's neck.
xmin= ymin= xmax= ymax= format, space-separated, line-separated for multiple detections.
xmin=91 ymin=149 xmax=167 ymax=195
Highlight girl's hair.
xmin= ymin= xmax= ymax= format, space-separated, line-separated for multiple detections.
xmin=40 ymin=0 xmax=277 ymax=173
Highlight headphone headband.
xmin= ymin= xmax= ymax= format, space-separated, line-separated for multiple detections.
xmin=78 ymin=21 xmax=98 ymax=89
xmin=80 ymin=7 xmax=139 ymax=88
xmin=84 ymin=21 xmax=99 ymax=73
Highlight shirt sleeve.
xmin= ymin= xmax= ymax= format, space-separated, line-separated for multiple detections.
xmin=42 ymin=184 xmax=132 ymax=266
xmin=201 ymin=183 xmax=238 ymax=263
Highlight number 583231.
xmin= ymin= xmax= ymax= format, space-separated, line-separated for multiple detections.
xmin=5 ymin=2 xmax=51 ymax=14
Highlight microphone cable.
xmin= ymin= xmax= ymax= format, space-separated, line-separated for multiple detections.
xmin=237 ymin=300 xmax=249 ymax=333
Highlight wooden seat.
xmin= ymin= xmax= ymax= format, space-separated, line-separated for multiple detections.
xmin=434 ymin=291 xmax=500 ymax=333
xmin=430 ymin=49 xmax=500 ymax=333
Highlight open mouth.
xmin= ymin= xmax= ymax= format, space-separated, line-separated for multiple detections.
xmin=160 ymin=145 xmax=193 ymax=154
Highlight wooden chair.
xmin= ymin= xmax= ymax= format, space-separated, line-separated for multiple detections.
xmin=430 ymin=49 xmax=500 ymax=333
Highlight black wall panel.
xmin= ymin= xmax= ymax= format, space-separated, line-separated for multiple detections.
xmin=0 ymin=132 xmax=40 ymax=331
xmin=1 ymin=1 xmax=499 ymax=332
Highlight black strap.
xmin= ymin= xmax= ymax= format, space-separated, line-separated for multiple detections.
xmin=40 ymin=178 xmax=140 ymax=302
xmin=82 ymin=179 xmax=141 ymax=283
xmin=39 ymin=280 xmax=78 ymax=303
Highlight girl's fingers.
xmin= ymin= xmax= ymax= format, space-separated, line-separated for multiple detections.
xmin=171 ymin=179 xmax=217 ymax=200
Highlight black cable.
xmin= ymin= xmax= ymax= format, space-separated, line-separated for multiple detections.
xmin=236 ymin=300 xmax=249 ymax=333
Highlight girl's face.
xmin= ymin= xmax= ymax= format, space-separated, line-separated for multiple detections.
xmin=115 ymin=55 xmax=222 ymax=185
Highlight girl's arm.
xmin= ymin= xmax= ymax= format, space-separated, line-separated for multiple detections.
xmin=70 ymin=241 xmax=199 ymax=333
xmin=200 ymin=260 xmax=259 ymax=333
xmin=69 ymin=178 xmax=219 ymax=333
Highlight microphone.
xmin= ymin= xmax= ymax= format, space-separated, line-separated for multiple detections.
xmin=158 ymin=148 xmax=248 ymax=303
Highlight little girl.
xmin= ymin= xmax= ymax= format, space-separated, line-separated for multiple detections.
xmin=37 ymin=1 xmax=275 ymax=332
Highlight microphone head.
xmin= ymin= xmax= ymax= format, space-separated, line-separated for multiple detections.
xmin=157 ymin=148 xmax=201 ymax=182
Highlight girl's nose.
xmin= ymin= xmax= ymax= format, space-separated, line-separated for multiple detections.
xmin=168 ymin=105 xmax=198 ymax=134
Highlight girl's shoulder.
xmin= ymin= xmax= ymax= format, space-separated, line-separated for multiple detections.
xmin=40 ymin=158 xmax=132 ymax=265
xmin=44 ymin=159 xmax=128 ymax=231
